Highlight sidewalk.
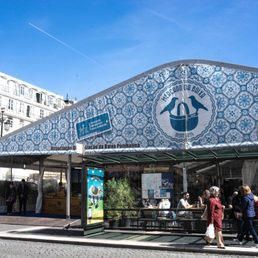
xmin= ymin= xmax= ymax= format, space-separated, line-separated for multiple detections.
xmin=0 ymin=215 xmax=258 ymax=256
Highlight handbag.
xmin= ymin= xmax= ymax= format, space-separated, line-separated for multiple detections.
xmin=205 ymin=223 xmax=215 ymax=241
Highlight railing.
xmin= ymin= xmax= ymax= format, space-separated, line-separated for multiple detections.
xmin=104 ymin=207 xmax=252 ymax=233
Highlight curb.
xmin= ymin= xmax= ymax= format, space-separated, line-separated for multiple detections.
xmin=0 ymin=231 xmax=257 ymax=256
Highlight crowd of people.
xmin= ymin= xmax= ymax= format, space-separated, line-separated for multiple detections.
xmin=141 ymin=184 xmax=258 ymax=249
xmin=198 ymin=184 xmax=258 ymax=249
xmin=4 ymin=178 xmax=258 ymax=249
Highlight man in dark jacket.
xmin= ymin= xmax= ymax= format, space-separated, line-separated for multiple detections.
xmin=17 ymin=179 xmax=29 ymax=215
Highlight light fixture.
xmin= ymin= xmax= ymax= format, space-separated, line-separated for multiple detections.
xmin=4 ymin=120 xmax=11 ymax=131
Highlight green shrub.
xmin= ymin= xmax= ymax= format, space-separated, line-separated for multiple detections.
xmin=105 ymin=177 xmax=136 ymax=219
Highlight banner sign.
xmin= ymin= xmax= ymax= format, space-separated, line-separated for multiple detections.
xmin=86 ymin=168 xmax=104 ymax=225
xmin=76 ymin=113 xmax=111 ymax=140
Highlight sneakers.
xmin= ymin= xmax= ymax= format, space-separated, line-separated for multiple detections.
xmin=234 ymin=239 xmax=243 ymax=245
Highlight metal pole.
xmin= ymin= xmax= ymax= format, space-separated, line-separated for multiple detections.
xmin=11 ymin=156 xmax=13 ymax=182
xmin=216 ymin=162 xmax=221 ymax=187
xmin=0 ymin=110 xmax=4 ymax=137
xmin=81 ymin=159 xmax=86 ymax=228
xmin=66 ymin=154 xmax=72 ymax=219
xmin=35 ymin=158 xmax=44 ymax=214
xmin=183 ymin=168 xmax=187 ymax=192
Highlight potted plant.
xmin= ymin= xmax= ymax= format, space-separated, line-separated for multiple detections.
xmin=105 ymin=177 xmax=136 ymax=228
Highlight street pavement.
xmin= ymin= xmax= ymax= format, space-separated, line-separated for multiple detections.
xmin=0 ymin=216 xmax=258 ymax=257
xmin=0 ymin=238 xmax=252 ymax=258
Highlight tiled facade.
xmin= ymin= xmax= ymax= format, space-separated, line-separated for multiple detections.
xmin=0 ymin=60 xmax=257 ymax=156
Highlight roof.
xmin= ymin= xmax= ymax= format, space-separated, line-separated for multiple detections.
xmin=0 ymin=59 xmax=257 ymax=166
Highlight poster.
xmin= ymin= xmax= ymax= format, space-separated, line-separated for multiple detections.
xmin=86 ymin=168 xmax=104 ymax=225
xmin=142 ymin=173 xmax=173 ymax=199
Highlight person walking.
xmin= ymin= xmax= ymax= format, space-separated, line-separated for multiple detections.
xmin=237 ymin=185 xmax=258 ymax=247
xmin=198 ymin=189 xmax=210 ymax=208
xmin=231 ymin=190 xmax=251 ymax=241
xmin=6 ymin=182 xmax=16 ymax=215
xmin=206 ymin=186 xmax=225 ymax=249
xmin=17 ymin=179 xmax=29 ymax=215
xmin=232 ymin=190 xmax=243 ymax=240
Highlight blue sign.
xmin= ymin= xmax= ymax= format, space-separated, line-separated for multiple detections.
xmin=76 ymin=113 xmax=111 ymax=140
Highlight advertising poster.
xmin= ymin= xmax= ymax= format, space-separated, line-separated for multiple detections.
xmin=142 ymin=173 xmax=173 ymax=199
xmin=86 ymin=168 xmax=104 ymax=225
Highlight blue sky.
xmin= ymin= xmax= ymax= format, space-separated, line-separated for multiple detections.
xmin=0 ymin=0 xmax=258 ymax=100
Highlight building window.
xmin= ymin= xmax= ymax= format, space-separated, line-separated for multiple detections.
xmin=48 ymin=96 xmax=53 ymax=106
xmin=26 ymin=105 xmax=31 ymax=117
xmin=29 ymin=88 xmax=33 ymax=99
xmin=7 ymin=117 xmax=13 ymax=128
xmin=42 ymin=93 xmax=47 ymax=105
xmin=36 ymin=93 xmax=42 ymax=103
xmin=40 ymin=109 xmax=44 ymax=118
xmin=14 ymin=85 xmax=19 ymax=96
xmin=8 ymin=99 xmax=14 ymax=110
xmin=20 ymin=119 xmax=24 ymax=127
xmin=19 ymin=102 xmax=24 ymax=113
xmin=20 ymin=85 xmax=25 ymax=95
xmin=7 ymin=80 xmax=16 ymax=93
xmin=4 ymin=80 xmax=11 ymax=92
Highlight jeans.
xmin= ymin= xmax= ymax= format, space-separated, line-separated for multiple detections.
xmin=19 ymin=197 xmax=27 ymax=214
xmin=238 ymin=217 xmax=258 ymax=244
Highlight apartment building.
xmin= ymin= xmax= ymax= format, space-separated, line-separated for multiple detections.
xmin=0 ymin=72 xmax=65 ymax=136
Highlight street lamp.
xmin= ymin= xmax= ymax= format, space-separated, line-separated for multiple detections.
xmin=0 ymin=107 xmax=5 ymax=137
xmin=0 ymin=107 xmax=11 ymax=137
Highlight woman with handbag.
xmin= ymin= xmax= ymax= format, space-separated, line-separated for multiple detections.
xmin=205 ymin=186 xmax=225 ymax=249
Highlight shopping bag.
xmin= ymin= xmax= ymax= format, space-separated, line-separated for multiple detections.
xmin=205 ymin=223 xmax=215 ymax=241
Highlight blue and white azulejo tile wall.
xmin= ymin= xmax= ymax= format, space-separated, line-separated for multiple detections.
xmin=0 ymin=60 xmax=257 ymax=156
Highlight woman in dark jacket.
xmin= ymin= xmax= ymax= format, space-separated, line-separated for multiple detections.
xmin=237 ymin=185 xmax=258 ymax=246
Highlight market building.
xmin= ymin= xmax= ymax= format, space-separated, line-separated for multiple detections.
xmin=0 ymin=59 xmax=258 ymax=219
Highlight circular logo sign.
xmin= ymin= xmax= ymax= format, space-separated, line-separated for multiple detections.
xmin=153 ymin=79 xmax=216 ymax=143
